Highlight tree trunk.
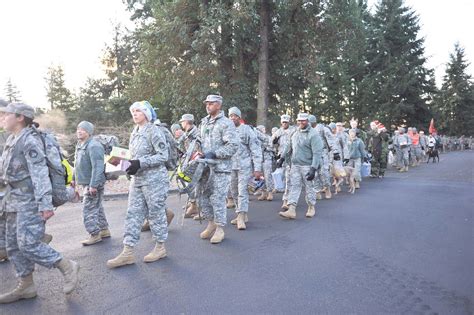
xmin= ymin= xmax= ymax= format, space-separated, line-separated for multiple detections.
xmin=257 ymin=0 xmax=270 ymax=129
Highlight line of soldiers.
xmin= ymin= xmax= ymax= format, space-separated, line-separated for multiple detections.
xmin=0 ymin=96 xmax=466 ymax=303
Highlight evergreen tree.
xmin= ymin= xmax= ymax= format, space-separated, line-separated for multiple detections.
xmin=4 ymin=78 xmax=21 ymax=103
xmin=366 ymin=0 xmax=434 ymax=129
xmin=437 ymin=43 xmax=474 ymax=136
xmin=45 ymin=65 xmax=74 ymax=110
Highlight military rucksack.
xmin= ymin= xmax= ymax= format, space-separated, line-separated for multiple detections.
xmin=32 ymin=127 xmax=72 ymax=208
xmin=155 ymin=124 xmax=178 ymax=171
xmin=93 ymin=134 xmax=119 ymax=155
xmin=90 ymin=134 xmax=120 ymax=180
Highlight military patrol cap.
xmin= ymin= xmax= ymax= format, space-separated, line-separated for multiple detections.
xmin=328 ymin=122 xmax=337 ymax=130
xmin=281 ymin=114 xmax=291 ymax=123
xmin=0 ymin=102 xmax=35 ymax=119
xmin=179 ymin=114 xmax=194 ymax=123
xmin=308 ymin=114 xmax=317 ymax=124
xmin=203 ymin=95 xmax=223 ymax=104
xmin=297 ymin=113 xmax=309 ymax=121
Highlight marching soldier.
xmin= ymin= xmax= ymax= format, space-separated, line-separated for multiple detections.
xmin=278 ymin=113 xmax=323 ymax=219
xmin=228 ymin=107 xmax=262 ymax=230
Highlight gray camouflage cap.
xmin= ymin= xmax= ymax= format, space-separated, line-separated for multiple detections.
xmin=0 ymin=102 xmax=35 ymax=119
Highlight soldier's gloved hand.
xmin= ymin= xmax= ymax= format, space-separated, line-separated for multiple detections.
xmin=203 ymin=151 xmax=217 ymax=159
xmin=276 ymin=158 xmax=285 ymax=168
xmin=126 ymin=160 xmax=141 ymax=175
xmin=343 ymin=159 xmax=349 ymax=165
xmin=272 ymin=136 xmax=280 ymax=145
xmin=333 ymin=152 xmax=341 ymax=161
xmin=305 ymin=167 xmax=316 ymax=181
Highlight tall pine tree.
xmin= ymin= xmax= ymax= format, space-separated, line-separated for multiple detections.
xmin=437 ymin=43 xmax=474 ymax=136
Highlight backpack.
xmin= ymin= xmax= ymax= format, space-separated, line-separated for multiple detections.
xmin=93 ymin=134 xmax=119 ymax=155
xmin=93 ymin=134 xmax=120 ymax=180
xmin=32 ymin=127 xmax=72 ymax=208
xmin=155 ymin=124 xmax=178 ymax=171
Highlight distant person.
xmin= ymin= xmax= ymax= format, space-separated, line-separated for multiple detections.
xmin=74 ymin=121 xmax=110 ymax=246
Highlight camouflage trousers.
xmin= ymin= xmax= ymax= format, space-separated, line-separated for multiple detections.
xmin=230 ymin=167 xmax=252 ymax=213
xmin=315 ymin=151 xmax=331 ymax=191
xmin=0 ymin=212 xmax=5 ymax=250
xmin=288 ymin=165 xmax=317 ymax=207
xmin=282 ymin=163 xmax=292 ymax=201
xmin=370 ymin=153 xmax=388 ymax=176
xmin=82 ymin=185 xmax=108 ymax=235
xmin=262 ymin=154 xmax=274 ymax=192
xmin=198 ymin=170 xmax=231 ymax=227
xmin=400 ymin=147 xmax=410 ymax=167
xmin=5 ymin=207 xmax=62 ymax=277
xmin=411 ymin=145 xmax=423 ymax=164
xmin=123 ymin=183 xmax=169 ymax=247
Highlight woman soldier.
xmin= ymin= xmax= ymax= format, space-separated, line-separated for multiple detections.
xmin=107 ymin=101 xmax=170 ymax=268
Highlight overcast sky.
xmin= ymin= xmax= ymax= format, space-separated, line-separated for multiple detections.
xmin=0 ymin=0 xmax=473 ymax=107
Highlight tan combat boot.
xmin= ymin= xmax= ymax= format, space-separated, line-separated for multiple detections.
xmin=257 ymin=191 xmax=268 ymax=201
xmin=279 ymin=204 xmax=296 ymax=219
xmin=0 ymin=273 xmax=37 ymax=303
xmin=226 ymin=198 xmax=236 ymax=209
xmin=184 ymin=201 xmax=198 ymax=218
xmin=266 ymin=191 xmax=273 ymax=201
xmin=236 ymin=212 xmax=247 ymax=230
xmin=210 ymin=226 xmax=225 ymax=244
xmin=306 ymin=204 xmax=316 ymax=218
xmin=281 ymin=200 xmax=289 ymax=210
xmin=325 ymin=187 xmax=332 ymax=199
xmin=166 ymin=208 xmax=175 ymax=226
xmin=41 ymin=233 xmax=53 ymax=244
xmin=141 ymin=220 xmax=150 ymax=232
xmin=193 ymin=213 xmax=202 ymax=221
xmin=316 ymin=192 xmax=322 ymax=200
xmin=107 ymin=246 xmax=136 ymax=268
xmin=81 ymin=234 xmax=102 ymax=246
xmin=56 ymin=259 xmax=80 ymax=294
xmin=100 ymin=228 xmax=111 ymax=238
xmin=0 ymin=249 xmax=7 ymax=262
xmin=200 ymin=221 xmax=217 ymax=239
xmin=231 ymin=213 xmax=248 ymax=225
xmin=355 ymin=181 xmax=360 ymax=189
xmin=143 ymin=242 xmax=167 ymax=263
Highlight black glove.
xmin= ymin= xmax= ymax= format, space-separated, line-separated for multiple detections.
xmin=276 ymin=158 xmax=285 ymax=168
xmin=203 ymin=151 xmax=217 ymax=159
xmin=305 ymin=167 xmax=316 ymax=181
xmin=363 ymin=157 xmax=369 ymax=163
xmin=343 ymin=159 xmax=349 ymax=165
xmin=333 ymin=152 xmax=341 ymax=161
xmin=273 ymin=136 xmax=280 ymax=145
xmin=126 ymin=160 xmax=141 ymax=175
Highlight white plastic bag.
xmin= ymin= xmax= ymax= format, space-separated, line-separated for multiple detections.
xmin=272 ymin=168 xmax=285 ymax=191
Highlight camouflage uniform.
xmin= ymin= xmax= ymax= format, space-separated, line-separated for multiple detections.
xmin=367 ymin=130 xmax=389 ymax=176
xmin=314 ymin=124 xmax=338 ymax=191
xmin=1 ymin=127 xmax=62 ymax=277
xmin=123 ymin=123 xmax=170 ymax=247
xmin=177 ymin=125 xmax=200 ymax=201
xmin=284 ymin=125 xmax=323 ymax=207
xmin=198 ymin=111 xmax=239 ymax=226
xmin=273 ymin=125 xmax=296 ymax=198
xmin=74 ymin=138 xmax=108 ymax=236
xmin=394 ymin=132 xmax=411 ymax=167
xmin=230 ymin=124 xmax=262 ymax=214
xmin=348 ymin=136 xmax=366 ymax=182
xmin=256 ymin=129 xmax=275 ymax=193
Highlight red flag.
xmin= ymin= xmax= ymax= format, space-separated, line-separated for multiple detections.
xmin=429 ymin=118 xmax=437 ymax=134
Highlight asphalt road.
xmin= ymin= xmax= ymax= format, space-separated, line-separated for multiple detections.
xmin=1 ymin=151 xmax=473 ymax=314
